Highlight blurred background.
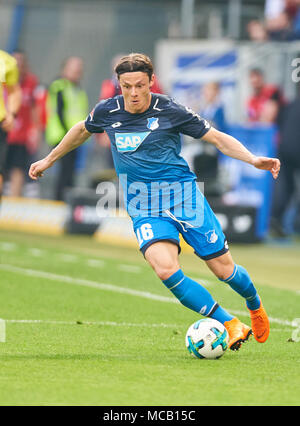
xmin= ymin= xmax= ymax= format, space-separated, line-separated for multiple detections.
xmin=1 ymin=0 xmax=300 ymax=245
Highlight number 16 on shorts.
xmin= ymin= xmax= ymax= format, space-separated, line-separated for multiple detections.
xmin=136 ymin=223 xmax=154 ymax=246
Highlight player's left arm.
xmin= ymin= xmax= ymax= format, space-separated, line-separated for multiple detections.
xmin=29 ymin=120 xmax=91 ymax=180
xmin=202 ymin=127 xmax=280 ymax=179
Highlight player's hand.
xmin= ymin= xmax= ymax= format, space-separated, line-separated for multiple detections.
xmin=28 ymin=158 xmax=52 ymax=180
xmin=253 ymin=156 xmax=281 ymax=179
xmin=0 ymin=112 xmax=15 ymax=132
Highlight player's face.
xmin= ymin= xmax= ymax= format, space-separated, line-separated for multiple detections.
xmin=119 ymin=72 xmax=154 ymax=114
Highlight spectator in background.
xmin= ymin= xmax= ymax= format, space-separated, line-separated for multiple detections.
xmin=247 ymin=20 xmax=268 ymax=42
xmin=45 ymin=56 xmax=88 ymax=201
xmin=266 ymin=0 xmax=300 ymax=40
xmin=183 ymin=82 xmax=228 ymax=197
xmin=265 ymin=0 xmax=286 ymax=20
xmin=0 ymin=49 xmax=22 ymax=201
xmin=247 ymin=68 xmax=284 ymax=125
xmin=34 ymin=83 xmax=48 ymax=135
xmin=248 ymin=0 xmax=300 ymax=41
xmin=270 ymin=89 xmax=300 ymax=237
xmin=95 ymin=55 xmax=125 ymax=169
xmin=199 ymin=82 xmax=227 ymax=133
xmin=5 ymin=50 xmax=41 ymax=197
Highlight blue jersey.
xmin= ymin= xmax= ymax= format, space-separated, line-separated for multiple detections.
xmin=85 ymin=94 xmax=211 ymax=218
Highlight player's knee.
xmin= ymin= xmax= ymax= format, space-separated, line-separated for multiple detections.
xmin=206 ymin=252 xmax=235 ymax=281
xmin=211 ymin=261 xmax=235 ymax=281
xmin=215 ymin=264 xmax=235 ymax=281
xmin=154 ymin=264 xmax=179 ymax=281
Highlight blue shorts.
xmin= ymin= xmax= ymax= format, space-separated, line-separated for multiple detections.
xmin=131 ymin=197 xmax=228 ymax=260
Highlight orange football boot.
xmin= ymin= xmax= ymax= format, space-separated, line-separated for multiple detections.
xmin=224 ymin=317 xmax=252 ymax=351
xmin=248 ymin=303 xmax=270 ymax=343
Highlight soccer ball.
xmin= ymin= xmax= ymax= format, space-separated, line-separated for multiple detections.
xmin=185 ymin=318 xmax=229 ymax=359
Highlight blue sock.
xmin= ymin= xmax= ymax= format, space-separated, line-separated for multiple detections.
xmin=220 ymin=264 xmax=261 ymax=311
xmin=163 ymin=269 xmax=234 ymax=324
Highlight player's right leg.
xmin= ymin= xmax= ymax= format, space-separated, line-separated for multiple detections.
xmin=144 ymin=239 xmax=233 ymax=320
xmin=133 ymin=216 xmax=251 ymax=350
xmin=133 ymin=215 xmax=235 ymax=324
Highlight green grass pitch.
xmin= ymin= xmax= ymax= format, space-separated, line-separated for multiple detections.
xmin=0 ymin=230 xmax=299 ymax=406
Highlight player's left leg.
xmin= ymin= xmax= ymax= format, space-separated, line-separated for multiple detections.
xmin=205 ymin=251 xmax=270 ymax=343
xmin=134 ymin=215 xmax=251 ymax=350
xmin=179 ymin=192 xmax=268 ymax=345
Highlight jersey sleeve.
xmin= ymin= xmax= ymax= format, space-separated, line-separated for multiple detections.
xmin=170 ymin=99 xmax=211 ymax=139
xmin=85 ymin=101 xmax=106 ymax=133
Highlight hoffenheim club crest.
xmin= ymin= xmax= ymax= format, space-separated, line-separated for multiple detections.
xmin=147 ymin=117 xmax=159 ymax=131
xmin=205 ymin=230 xmax=218 ymax=244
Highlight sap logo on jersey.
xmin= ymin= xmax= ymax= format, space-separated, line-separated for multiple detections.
xmin=115 ymin=132 xmax=150 ymax=152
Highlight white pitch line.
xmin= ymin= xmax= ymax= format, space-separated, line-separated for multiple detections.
xmin=5 ymin=319 xmax=179 ymax=328
xmin=87 ymin=259 xmax=105 ymax=268
xmin=28 ymin=248 xmax=45 ymax=257
xmin=191 ymin=277 xmax=214 ymax=287
xmin=0 ymin=263 xmax=176 ymax=304
xmin=118 ymin=264 xmax=142 ymax=273
xmin=3 ymin=320 xmax=292 ymax=333
xmin=58 ymin=254 xmax=78 ymax=263
xmin=0 ymin=263 xmax=297 ymax=328
xmin=229 ymin=309 xmax=298 ymax=328
xmin=0 ymin=242 xmax=17 ymax=251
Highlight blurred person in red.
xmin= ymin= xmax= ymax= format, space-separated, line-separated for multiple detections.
xmin=33 ymin=83 xmax=48 ymax=134
xmin=247 ymin=68 xmax=285 ymax=125
xmin=5 ymin=50 xmax=41 ymax=197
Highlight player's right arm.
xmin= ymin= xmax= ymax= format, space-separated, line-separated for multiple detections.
xmin=29 ymin=120 xmax=91 ymax=180
xmin=29 ymin=99 xmax=107 ymax=180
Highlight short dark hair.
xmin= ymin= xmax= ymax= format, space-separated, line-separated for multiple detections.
xmin=249 ymin=67 xmax=264 ymax=76
xmin=114 ymin=53 xmax=154 ymax=81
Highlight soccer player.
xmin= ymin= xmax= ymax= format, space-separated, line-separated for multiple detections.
xmin=29 ymin=53 xmax=280 ymax=351
xmin=0 ymin=49 xmax=22 ymax=200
